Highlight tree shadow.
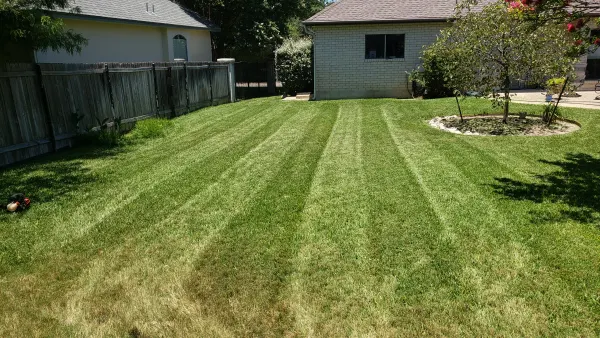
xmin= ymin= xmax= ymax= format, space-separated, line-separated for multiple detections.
xmin=492 ymin=153 xmax=600 ymax=225
xmin=0 ymin=146 xmax=122 ymax=206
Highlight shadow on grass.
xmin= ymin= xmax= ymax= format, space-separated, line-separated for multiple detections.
xmin=492 ymin=153 xmax=600 ymax=225
xmin=0 ymin=146 xmax=122 ymax=205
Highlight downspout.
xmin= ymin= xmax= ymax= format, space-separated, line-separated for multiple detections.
xmin=304 ymin=24 xmax=317 ymax=100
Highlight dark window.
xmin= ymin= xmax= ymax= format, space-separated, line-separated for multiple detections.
xmin=365 ymin=34 xmax=405 ymax=59
xmin=386 ymin=34 xmax=405 ymax=59
xmin=365 ymin=35 xmax=385 ymax=59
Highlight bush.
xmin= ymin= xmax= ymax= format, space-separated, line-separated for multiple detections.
xmin=75 ymin=116 xmax=123 ymax=147
xmin=419 ymin=49 xmax=454 ymax=99
xmin=546 ymin=77 xmax=566 ymax=94
xmin=126 ymin=118 xmax=174 ymax=141
xmin=76 ymin=130 xmax=122 ymax=147
xmin=275 ymin=38 xmax=313 ymax=96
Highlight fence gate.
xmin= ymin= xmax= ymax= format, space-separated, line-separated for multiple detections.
xmin=235 ymin=61 xmax=277 ymax=99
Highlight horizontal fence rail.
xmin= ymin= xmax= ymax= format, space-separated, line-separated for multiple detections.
xmin=0 ymin=61 xmax=235 ymax=166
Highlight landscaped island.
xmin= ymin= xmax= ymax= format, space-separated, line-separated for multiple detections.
xmin=430 ymin=114 xmax=580 ymax=136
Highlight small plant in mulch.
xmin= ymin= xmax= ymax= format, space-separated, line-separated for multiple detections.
xmin=441 ymin=116 xmax=567 ymax=136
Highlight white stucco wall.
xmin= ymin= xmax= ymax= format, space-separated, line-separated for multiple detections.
xmin=312 ymin=22 xmax=450 ymax=100
xmin=35 ymin=18 xmax=213 ymax=63
xmin=166 ymin=28 xmax=213 ymax=61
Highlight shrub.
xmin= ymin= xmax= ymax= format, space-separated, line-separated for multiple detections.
xmin=126 ymin=118 xmax=174 ymax=141
xmin=275 ymin=38 xmax=313 ymax=96
xmin=76 ymin=130 xmax=122 ymax=147
xmin=417 ymin=49 xmax=454 ymax=99
xmin=546 ymin=77 xmax=566 ymax=94
xmin=75 ymin=116 xmax=123 ymax=147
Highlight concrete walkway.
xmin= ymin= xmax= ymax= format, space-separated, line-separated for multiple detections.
xmin=511 ymin=90 xmax=600 ymax=110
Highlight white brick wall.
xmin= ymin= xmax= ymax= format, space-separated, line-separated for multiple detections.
xmin=312 ymin=23 xmax=449 ymax=100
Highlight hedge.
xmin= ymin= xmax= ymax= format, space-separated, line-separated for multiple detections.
xmin=275 ymin=39 xmax=313 ymax=95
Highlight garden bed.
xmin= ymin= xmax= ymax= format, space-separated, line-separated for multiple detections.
xmin=429 ymin=115 xmax=580 ymax=136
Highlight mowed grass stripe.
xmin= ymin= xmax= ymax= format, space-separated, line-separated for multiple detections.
xmin=360 ymin=101 xmax=465 ymax=336
xmin=54 ymin=103 xmax=323 ymax=338
xmin=289 ymin=102 xmax=380 ymax=336
xmin=186 ymin=103 xmax=338 ymax=337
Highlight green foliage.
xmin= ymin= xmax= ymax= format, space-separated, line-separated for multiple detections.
xmin=417 ymin=49 xmax=454 ymax=98
xmin=423 ymin=0 xmax=578 ymax=121
xmin=275 ymin=38 xmax=313 ymax=95
xmin=0 ymin=0 xmax=87 ymax=62
xmin=178 ymin=0 xmax=328 ymax=61
xmin=546 ymin=77 xmax=566 ymax=94
xmin=76 ymin=116 xmax=123 ymax=148
xmin=126 ymin=118 xmax=174 ymax=141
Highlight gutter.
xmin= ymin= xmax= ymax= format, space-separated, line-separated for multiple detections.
xmin=52 ymin=12 xmax=221 ymax=32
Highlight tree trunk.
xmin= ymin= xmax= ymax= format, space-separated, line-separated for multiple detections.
xmin=503 ymin=93 xmax=510 ymax=124
xmin=502 ymin=73 xmax=511 ymax=124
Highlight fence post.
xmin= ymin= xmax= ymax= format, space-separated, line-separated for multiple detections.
xmin=208 ymin=64 xmax=214 ymax=105
xmin=104 ymin=64 xmax=116 ymax=118
xmin=184 ymin=63 xmax=190 ymax=114
xmin=35 ymin=64 xmax=56 ymax=152
xmin=152 ymin=63 xmax=159 ymax=116
xmin=267 ymin=59 xmax=276 ymax=95
xmin=217 ymin=58 xmax=236 ymax=103
xmin=166 ymin=66 xmax=176 ymax=118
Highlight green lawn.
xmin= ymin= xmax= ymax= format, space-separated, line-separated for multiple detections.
xmin=1 ymin=97 xmax=599 ymax=337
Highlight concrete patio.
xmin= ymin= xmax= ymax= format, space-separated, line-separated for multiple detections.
xmin=511 ymin=89 xmax=600 ymax=110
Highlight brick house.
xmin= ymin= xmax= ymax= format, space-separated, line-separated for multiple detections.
xmin=304 ymin=0 xmax=599 ymax=100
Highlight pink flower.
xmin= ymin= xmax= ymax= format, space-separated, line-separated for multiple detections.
xmin=574 ymin=39 xmax=583 ymax=46
xmin=594 ymin=38 xmax=600 ymax=45
xmin=567 ymin=23 xmax=576 ymax=32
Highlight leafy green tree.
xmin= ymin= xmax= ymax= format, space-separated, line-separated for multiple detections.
xmin=425 ymin=0 xmax=578 ymax=123
xmin=0 ymin=0 xmax=87 ymax=62
xmin=178 ymin=0 xmax=328 ymax=61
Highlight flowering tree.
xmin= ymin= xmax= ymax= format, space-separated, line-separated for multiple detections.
xmin=425 ymin=0 xmax=578 ymax=123
xmin=464 ymin=0 xmax=600 ymax=55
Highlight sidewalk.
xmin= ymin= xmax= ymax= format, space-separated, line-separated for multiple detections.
xmin=511 ymin=90 xmax=600 ymax=110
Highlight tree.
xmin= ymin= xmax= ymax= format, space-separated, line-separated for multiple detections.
xmin=463 ymin=0 xmax=600 ymax=55
xmin=0 ymin=0 xmax=87 ymax=63
xmin=425 ymin=0 xmax=578 ymax=123
xmin=177 ymin=0 xmax=328 ymax=61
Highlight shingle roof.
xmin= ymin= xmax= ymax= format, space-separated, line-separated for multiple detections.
xmin=52 ymin=0 xmax=219 ymax=31
xmin=304 ymin=0 xmax=478 ymax=25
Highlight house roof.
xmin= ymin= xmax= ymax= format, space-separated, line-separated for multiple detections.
xmin=304 ymin=0 xmax=487 ymax=25
xmin=52 ymin=0 xmax=219 ymax=31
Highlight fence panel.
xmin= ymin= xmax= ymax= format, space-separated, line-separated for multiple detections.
xmin=212 ymin=66 xmax=231 ymax=104
xmin=40 ymin=63 xmax=110 ymax=149
xmin=107 ymin=62 xmax=156 ymax=125
xmin=0 ymin=61 xmax=234 ymax=167
xmin=187 ymin=63 xmax=213 ymax=110
xmin=0 ymin=63 xmax=51 ymax=166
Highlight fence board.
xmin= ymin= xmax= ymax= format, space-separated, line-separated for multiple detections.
xmin=0 ymin=61 xmax=233 ymax=167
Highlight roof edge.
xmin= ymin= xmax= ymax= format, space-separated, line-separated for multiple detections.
xmin=53 ymin=12 xmax=221 ymax=32
xmin=303 ymin=18 xmax=451 ymax=26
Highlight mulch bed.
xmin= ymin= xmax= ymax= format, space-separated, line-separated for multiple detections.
xmin=429 ymin=115 xmax=580 ymax=136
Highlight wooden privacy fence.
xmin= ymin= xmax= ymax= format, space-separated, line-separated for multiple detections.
xmin=0 ymin=61 xmax=234 ymax=167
